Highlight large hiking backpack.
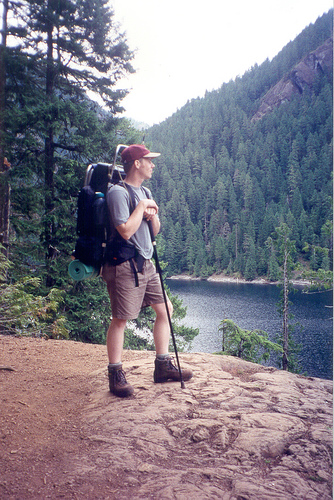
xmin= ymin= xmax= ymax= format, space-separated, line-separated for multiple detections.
xmin=73 ymin=163 xmax=126 ymax=271
xmin=74 ymin=163 xmax=109 ymax=269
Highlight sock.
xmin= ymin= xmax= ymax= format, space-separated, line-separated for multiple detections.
xmin=156 ymin=354 xmax=169 ymax=360
xmin=108 ymin=362 xmax=122 ymax=369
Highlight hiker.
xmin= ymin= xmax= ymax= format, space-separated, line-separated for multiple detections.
xmin=102 ymin=144 xmax=193 ymax=397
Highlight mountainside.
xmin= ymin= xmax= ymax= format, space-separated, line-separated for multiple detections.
xmin=252 ymin=36 xmax=333 ymax=122
xmin=145 ymin=11 xmax=333 ymax=281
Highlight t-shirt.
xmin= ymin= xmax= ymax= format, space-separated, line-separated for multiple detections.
xmin=106 ymin=183 xmax=154 ymax=260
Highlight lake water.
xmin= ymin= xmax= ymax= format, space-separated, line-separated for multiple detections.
xmin=168 ymin=279 xmax=333 ymax=380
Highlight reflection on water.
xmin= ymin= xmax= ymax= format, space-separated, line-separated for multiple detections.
xmin=168 ymin=280 xmax=333 ymax=380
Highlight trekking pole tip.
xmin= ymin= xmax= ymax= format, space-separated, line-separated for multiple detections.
xmin=181 ymin=381 xmax=185 ymax=389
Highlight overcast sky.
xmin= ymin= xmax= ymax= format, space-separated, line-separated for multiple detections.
xmin=111 ymin=0 xmax=333 ymax=126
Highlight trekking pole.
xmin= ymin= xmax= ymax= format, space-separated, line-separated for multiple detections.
xmin=147 ymin=221 xmax=185 ymax=389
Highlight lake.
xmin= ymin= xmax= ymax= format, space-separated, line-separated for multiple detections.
xmin=168 ymin=279 xmax=333 ymax=380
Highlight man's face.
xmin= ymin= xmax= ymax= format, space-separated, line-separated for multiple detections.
xmin=138 ymin=157 xmax=155 ymax=179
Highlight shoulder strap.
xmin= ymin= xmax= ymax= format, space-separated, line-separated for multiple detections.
xmin=119 ymin=182 xmax=150 ymax=212
xmin=117 ymin=181 xmax=136 ymax=213
xmin=141 ymin=186 xmax=150 ymax=199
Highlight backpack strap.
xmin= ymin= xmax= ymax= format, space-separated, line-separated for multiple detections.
xmin=141 ymin=186 xmax=150 ymax=199
xmin=120 ymin=182 xmax=150 ymax=211
xmin=118 ymin=181 xmax=136 ymax=213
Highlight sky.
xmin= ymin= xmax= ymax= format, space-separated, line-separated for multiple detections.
xmin=111 ymin=0 xmax=333 ymax=126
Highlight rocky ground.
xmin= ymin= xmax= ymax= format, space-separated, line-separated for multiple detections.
xmin=0 ymin=334 xmax=332 ymax=499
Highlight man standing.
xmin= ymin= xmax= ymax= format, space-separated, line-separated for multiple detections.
xmin=102 ymin=144 xmax=193 ymax=397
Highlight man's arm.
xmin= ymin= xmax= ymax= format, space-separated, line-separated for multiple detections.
xmin=116 ymin=199 xmax=158 ymax=240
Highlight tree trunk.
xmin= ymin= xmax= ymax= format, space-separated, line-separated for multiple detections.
xmin=0 ymin=0 xmax=9 ymax=259
xmin=44 ymin=11 xmax=55 ymax=287
xmin=282 ymin=250 xmax=289 ymax=370
xmin=238 ymin=339 xmax=243 ymax=358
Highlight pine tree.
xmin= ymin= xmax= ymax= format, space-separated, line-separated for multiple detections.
xmin=244 ymin=239 xmax=257 ymax=281
xmin=7 ymin=0 xmax=134 ymax=285
xmin=274 ymin=223 xmax=297 ymax=371
xmin=218 ymin=319 xmax=282 ymax=364
xmin=0 ymin=0 xmax=9 ymax=259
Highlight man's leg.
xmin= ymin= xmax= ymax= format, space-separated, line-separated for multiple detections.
xmin=151 ymin=300 xmax=173 ymax=355
xmin=151 ymin=300 xmax=193 ymax=383
xmin=107 ymin=317 xmax=134 ymax=397
xmin=106 ymin=317 xmax=127 ymax=363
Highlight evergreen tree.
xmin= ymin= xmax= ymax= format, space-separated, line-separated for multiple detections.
xmin=0 ymin=0 xmax=9 ymax=259
xmin=244 ymin=239 xmax=257 ymax=281
xmin=6 ymin=0 xmax=134 ymax=285
xmin=217 ymin=319 xmax=282 ymax=364
xmin=273 ymin=223 xmax=297 ymax=371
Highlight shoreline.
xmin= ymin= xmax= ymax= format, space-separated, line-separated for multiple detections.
xmin=167 ymin=273 xmax=311 ymax=287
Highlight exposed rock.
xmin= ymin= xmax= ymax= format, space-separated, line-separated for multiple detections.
xmin=0 ymin=334 xmax=332 ymax=499
xmin=252 ymin=37 xmax=333 ymax=122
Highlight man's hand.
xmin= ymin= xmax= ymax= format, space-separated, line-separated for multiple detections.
xmin=141 ymin=199 xmax=158 ymax=221
xmin=116 ymin=198 xmax=159 ymax=240
xmin=141 ymin=199 xmax=158 ymax=214
xmin=144 ymin=207 xmax=157 ymax=221
xmin=141 ymin=199 xmax=160 ymax=236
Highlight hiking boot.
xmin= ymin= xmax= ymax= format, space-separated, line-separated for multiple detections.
xmin=108 ymin=364 xmax=134 ymax=397
xmin=154 ymin=356 xmax=193 ymax=383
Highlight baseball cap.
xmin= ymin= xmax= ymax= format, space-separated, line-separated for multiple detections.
xmin=121 ymin=144 xmax=161 ymax=164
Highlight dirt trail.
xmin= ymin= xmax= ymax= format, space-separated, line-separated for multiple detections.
xmin=0 ymin=334 xmax=332 ymax=499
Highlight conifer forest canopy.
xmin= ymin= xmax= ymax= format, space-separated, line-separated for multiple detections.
xmin=145 ymin=11 xmax=333 ymax=281
xmin=1 ymin=4 xmax=332 ymax=346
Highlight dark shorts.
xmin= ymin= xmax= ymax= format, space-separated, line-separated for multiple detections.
xmin=102 ymin=259 xmax=164 ymax=320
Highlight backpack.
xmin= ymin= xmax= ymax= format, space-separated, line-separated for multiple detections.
xmin=73 ymin=163 xmax=112 ymax=270
xmin=72 ymin=162 xmax=149 ymax=277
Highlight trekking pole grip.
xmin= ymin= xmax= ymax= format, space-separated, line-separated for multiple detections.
xmin=147 ymin=219 xmax=156 ymax=245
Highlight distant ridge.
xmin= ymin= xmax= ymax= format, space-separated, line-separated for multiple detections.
xmin=129 ymin=118 xmax=150 ymax=130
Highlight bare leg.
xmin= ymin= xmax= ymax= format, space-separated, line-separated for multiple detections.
xmin=106 ymin=317 xmax=127 ymax=364
xmin=151 ymin=300 xmax=173 ymax=355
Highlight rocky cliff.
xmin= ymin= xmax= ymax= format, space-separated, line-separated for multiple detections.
xmin=0 ymin=335 xmax=332 ymax=499
xmin=252 ymin=37 xmax=333 ymax=122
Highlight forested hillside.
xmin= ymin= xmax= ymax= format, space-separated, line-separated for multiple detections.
xmin=146 ymin=11 xmax=333 ymax=280
xmin=1 ymin=6 xmax=332 ymax=346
